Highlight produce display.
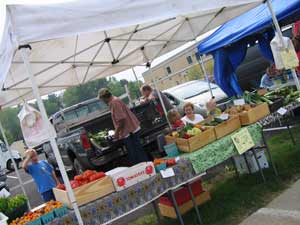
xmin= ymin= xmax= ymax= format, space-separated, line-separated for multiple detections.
xmin=203 ymin=117 xmax=224 ymax=126
xmin=88 ymin=130 xmax=114 ymax=147
xmin=56 ymin=170 xmax=106 ymax=190
xmin=9 ymin=201 xmax=64 ymax=225
xmin=153 ymin=158 xmax=176 ymax=167
xmin=171 ymin=123 xmax=209 ymax=139
xmin=0 ymin=195 xmax=27 ymax=215
xmin=264 ymin=86 xmax=300 ymax=105
xmin=224 ymin=104 xmax=256 ymax=116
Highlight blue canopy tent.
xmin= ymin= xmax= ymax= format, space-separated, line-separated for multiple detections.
xmin=197 ymin=0 xmax=300 ymax=96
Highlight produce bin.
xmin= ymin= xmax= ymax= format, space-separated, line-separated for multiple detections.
xmin=239 ymin=103 xmax=270 ymax=125
xmin=165 ymin=127 xmax=216 ymax=152
xmin=53 ymin=176 xmax=115 ymax=208
xmin=5 ymin=202 xmax=29 ymax=223
xmin=40 ymin=211 xmax=54 ymax=224
xmin=53 ymin=205 xmax=68 ymax=218
xmin=159 ymin=191 xmax=211 ymax=218
xmin=25 ymin=218 xmax=42 ymax=225
xmin=0 ymin=212 xmax=8 ymax=225
xmin=155 ymin=163 xmax=167 ymax=172
xmin=163 ymin=143 xmax=179 ymax=157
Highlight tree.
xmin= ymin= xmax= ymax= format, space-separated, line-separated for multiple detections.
xmin=44 ymin=94 xmax=63 ymax=116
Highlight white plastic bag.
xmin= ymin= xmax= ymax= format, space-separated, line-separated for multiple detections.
xmin=18 ymin=104 xmax=56 ymax=148
xmin=270 ymin=33 xmax=299 ymax=70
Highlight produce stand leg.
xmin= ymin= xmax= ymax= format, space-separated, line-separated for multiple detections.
xmin=287 ymin=124 xmax=296 ymax=145
xmin=187 ymin=183 xmax=203 ymax=225
xmin=152 ymin=200 xmax=162 ymax=225
xmin=169 ymin=190 xmax=185 ymax=225
xmin=251 ymin=149 xmax=266 ymax=183
xmin=262 ymin=130 xmax=278 ymax=177
xmin=230 ymin=157 xmax=240 ymax=180
xmin=243 ymin=154 xmax=252 ymax=174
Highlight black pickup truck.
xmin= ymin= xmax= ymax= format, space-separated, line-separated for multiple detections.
xmin=43 ymin=98 xmax=168 ymax=174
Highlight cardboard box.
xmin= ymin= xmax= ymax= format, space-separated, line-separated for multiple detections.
xmin=213 ymin=116 xmax=241 ymax=139
xmin=53 ymin=176 xmax=115 ymax=208
xmin=110 ymin=162 xmax=156 ymax=191
xmin=159 ymin=191 xmax=211 ymax=218
xmin=239 ymin=103 xmax=270 ymax=125
xmin=165 ymin=127 xmax=216 ymax=152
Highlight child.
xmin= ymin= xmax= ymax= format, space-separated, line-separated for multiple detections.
xmin=22 ymin=149 xmax=60 ymax=202
xmin=167 ymin=109 xmax=184 ymax=130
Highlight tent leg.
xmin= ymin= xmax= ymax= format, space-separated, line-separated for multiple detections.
xmin=0 ymin=120 xmax=31 ymax=210
xmin=197 ymin=55 xmax=214 ymax=98
xmin=266 ymin=0 xmax=300 ymax=91
xmin=20 ymin=48 xmax=84 ymax=225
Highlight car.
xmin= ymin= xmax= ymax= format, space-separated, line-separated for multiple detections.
xmin=163 ymin=80 xmax=230 ymax=114
xmin=0 ymin=166 xmax=9 ymax=192
xmin=0 ymin=140 xmax=22 ymax=172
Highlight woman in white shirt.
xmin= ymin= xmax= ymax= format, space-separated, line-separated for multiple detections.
xmin=181 ymin=102 xmax=204 ymax=125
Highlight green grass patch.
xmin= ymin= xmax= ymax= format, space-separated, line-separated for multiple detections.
xmin=130 ymin=128 xmax=300 ymax=225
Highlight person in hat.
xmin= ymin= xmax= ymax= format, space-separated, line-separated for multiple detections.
xmin=98 ymin=88 xmax=148 ymax=164
xmin=22 ymin=149 xmax=60 ymax=202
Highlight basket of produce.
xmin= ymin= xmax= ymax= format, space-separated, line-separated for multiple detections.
xmin=53 ymin=170 xmax=115 ymax=208
xmin=88 ymin=130 xmax=115 ymax=148
xmin=53 ymin=205 xmax=68 ymax=218
xmin=225 ymin=103 xmax=270 ymax=125
xmin=202 ymin=116 xmax=241 ymax=139
xmin=165 ymin=123 xmax=216 ymax=152
xmin=9 ymin=211 xmax=42 ymax=225
xmin=264 ymin=86 xmax=300 ymax=106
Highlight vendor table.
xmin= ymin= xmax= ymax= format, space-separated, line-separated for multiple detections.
xmin=48 ymin=159 xmax=197 ymax=225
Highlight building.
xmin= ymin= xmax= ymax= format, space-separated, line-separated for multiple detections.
xmin=142 ymin=43 xmax=213 ymax=90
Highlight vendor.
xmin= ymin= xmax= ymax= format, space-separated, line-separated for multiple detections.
xmin=181 ymin=102 xmax=204 ymax=125
xmin=22 ymin=149 xmax=60 ymax=202
xmin=98 ymin=88 xmax=148 ymax=165
xmin=260 ymin=64 xmax=292 ymax=88
xmin=140 ymin=84 xmax=173 ymax=115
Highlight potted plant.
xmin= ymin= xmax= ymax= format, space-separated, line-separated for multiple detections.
xmin=0 ymin=195 xmax=28 ymax=223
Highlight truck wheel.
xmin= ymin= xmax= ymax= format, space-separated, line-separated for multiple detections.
xmin=73 ymin=158 xmax=84 ymax=175
xmin=7 ymin=159 xmax=19 ymax=171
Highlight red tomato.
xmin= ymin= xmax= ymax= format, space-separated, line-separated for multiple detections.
xmin=166 ymin=158 xmax=176 ymax=167
xmin=74 ymin=175 xmax=84 ymax=181
xmin=88 ymin=172 xmax=105 ymax=182
xmin=56 ymin=184 xmax=66 ymax=190
xmin=70 ymin=180 xmax=80 ymax=189
xmin=83 ymin=170 xmax=96 ymax=179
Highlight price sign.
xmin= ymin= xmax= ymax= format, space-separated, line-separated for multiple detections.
xmin=160 ymin=168 xmax=175 ymax=178
xmin=234 ymin=99 xmax=245 ymax=106
xmin=231 ymin=128 xmax=255 ymax=155
xmin=277 ymin=107 xmax=288 ymax=115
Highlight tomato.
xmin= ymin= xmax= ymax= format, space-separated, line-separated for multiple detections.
xmin=83 ymin=170 xmax=96 ymax=179
xmin=166 ymin=158 xmax=176 ymax=167
xmin=56 ymin=184 xmax=66 ymax=190
xmin=88 ymin=172 xmax=105 ymax=182
xmin=70 ymin=180 xmax=81 ymax=189
xmin=74 ymin=175 xmax=84 ymax=181
xmin=79 ymin=179 xmax=89 ymax=185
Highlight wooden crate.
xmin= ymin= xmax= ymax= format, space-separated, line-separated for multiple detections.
xmin=159 ymin=191 xmax=211 ymax=219
xmin=165 ymin=127 xmax=216 ymax=152
xmin=214 ymin=116 xmax=241 ymax=139
xmin=239 ymin=103 xmax=270 ymax=125
xmin=53 ymin=176 xmax=115 ymax=208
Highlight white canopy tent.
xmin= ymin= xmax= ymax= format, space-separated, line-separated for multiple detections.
xmin=0 ymin=1 xmax=265 ymax=224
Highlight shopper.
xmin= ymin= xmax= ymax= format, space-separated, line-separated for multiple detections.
xmin=140 ymin=84 xmax=173 ymax=115
xmin=22 ymin=149 xmax=59 ymax=202
xmin=167 ymin=109 xmax=185 ymax=130
xmin=181 ymin=102 xmax=204 ymax=125
xmin=98 ymin=88 xmax=148 ymax=164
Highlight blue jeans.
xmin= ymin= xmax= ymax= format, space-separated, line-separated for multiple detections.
xmin=123 ymin=131 xmax=148 ymax=165
xmin=41 ymin=189 xmax=56 ymax=202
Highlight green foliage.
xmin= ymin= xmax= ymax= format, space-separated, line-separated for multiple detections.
xmin=0 ymin=195 xmax=27 ymax=214
xmin=187 ymin=59 xmax=214 ymax=81
xmin=0 ymin=107 xmax=22 ymax=144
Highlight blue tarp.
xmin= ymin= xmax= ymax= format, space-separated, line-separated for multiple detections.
xmin=197 ymin=0 xmax=300 ymax=96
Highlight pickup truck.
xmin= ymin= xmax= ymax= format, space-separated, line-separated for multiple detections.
xmin=43 ymin=98 xmax=168 ymax=174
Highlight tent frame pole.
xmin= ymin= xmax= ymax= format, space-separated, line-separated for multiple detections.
xmin=19 ymin=47 xmax=84 ymax=225
xmin=197 ymin=54 xmax=214 ymax=98
xmin=0 ymin=120 xmax=31 ymax=210
xmin=266 ymin=0 xmax=300 ymax=90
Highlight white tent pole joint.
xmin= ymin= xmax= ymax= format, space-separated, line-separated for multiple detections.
xmin=0 ymin=120 xmax=31 ymax=210
xmin=197 ymin=54 xmax=214 ymax=98
xmin=19 ymin=46 xmax=84 ymax=225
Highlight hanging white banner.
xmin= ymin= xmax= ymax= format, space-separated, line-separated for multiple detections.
xmin=18 ymin=104 xmax=56 ymax=148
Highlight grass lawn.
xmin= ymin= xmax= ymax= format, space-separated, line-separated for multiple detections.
xmin=130 ymin=128 xmax=300 ymax=225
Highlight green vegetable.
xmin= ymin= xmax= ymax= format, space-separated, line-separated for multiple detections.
xmin=0 ymin=195 xmax=27 ymax=213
